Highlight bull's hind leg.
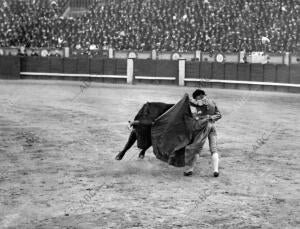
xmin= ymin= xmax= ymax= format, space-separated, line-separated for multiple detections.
xmin=138 ymin=145 xmax=151 ymax=159
xmin=115 ymin=130 xmax=137 ymax=160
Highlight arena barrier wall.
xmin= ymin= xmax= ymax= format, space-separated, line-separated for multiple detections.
xmin=77 ymin=57 xmax=90 ymax=74
xmin=200 ymin=62 xmax=212 ymax=75
xmin=212 ymin=63 xmax=225 ymax=89
xmin=63 ymin=57 xmax=78 ymax=74
xmin=276 ymin=64 xmax=290 ymax=92
xmin=184 ymin=62 xmax=212 ymax=88
xmin=134 ymin=59 xmax=178 ymax=85
xmin=50 ymin=57 xmax=64 ymax=73
xmin=250 ymin=64 xmax=264 ymax=91
xmin=0 ymin=56 xmax=297 ymax=93
xmin=184 ymin=61 xmax=300 ymax=92
xmin=263 ymin=64 xmax=277 ymax=91
xmin=224 ymin=63 xmax=238 ymax=89
xmin=199 ymin=62 xmax=213 ymax=88
xmin=185 ymin=62 xmax=200 ymax=79
xmin=115 ymin=59 xmax=127 ymax=75
xmin=236 ymin=63 xmax=251 ymax=90
xmin=0 ymin=56 xmax=20 ymax=79
xmin=90 ymin=58 xmax=104 ymax=75
xmin=289 ymin=65 xmax=300 ymax=93
xmin=20 ymin=57 xmax=127 ymax=83
xmin=134 ymin=59 xmax=156 ymax=76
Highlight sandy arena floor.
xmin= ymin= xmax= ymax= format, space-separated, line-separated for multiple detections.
xmin=0 ymin=80 xmax=299 ymax=229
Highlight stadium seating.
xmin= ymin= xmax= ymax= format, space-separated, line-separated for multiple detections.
xmin=0 ymin=0 xmax=299 ymax=54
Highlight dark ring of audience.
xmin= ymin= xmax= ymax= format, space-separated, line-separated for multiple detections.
xmin=0 ymin=0 xmax=299 ymax=54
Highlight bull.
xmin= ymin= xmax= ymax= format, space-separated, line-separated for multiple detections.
xmin=115 ymin=102 xmax=174 ymax=160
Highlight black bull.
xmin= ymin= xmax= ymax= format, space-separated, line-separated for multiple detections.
xmin=115 ymin=102 xmax=174 ymax=160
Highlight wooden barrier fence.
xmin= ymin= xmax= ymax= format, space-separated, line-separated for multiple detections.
xmin=0 ymin=56 xmax=299 ymax=93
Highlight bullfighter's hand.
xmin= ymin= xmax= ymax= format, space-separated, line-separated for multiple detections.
xmin=202 ymin=97 xmax=209 ymax=105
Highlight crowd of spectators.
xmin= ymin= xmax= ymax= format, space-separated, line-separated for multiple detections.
xmin=0 ymin=0 xmax=299 ymax=53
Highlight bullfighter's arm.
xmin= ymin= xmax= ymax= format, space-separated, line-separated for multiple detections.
xmin=209 ymin=104 xmax=222 ymax=122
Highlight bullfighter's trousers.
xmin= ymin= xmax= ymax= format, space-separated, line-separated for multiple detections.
xmin=185 ymin=122 xmax=218 ymax=171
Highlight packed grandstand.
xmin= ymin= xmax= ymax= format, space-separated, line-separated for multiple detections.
xmin=0 ymin=0 xmax=299 ymax=54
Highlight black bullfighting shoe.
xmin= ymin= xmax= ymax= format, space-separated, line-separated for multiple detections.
xmin=184 ymin=171 xmax=193 ymax=176
xmin=213 ymin=171 xmax=219 ymax=177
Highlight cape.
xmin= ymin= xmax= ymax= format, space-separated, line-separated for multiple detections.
xmin=151 ymin=93 xmax=208 ymax=167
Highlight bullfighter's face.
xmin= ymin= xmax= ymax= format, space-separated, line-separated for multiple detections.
xmin=195 ymin=95 xmax=205 ymax=101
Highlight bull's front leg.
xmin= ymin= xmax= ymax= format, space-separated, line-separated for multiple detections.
xmin=138 ymin=145 xmax=151 ymax=159
xmin=115 ymin=129 xmax=137 ymax=160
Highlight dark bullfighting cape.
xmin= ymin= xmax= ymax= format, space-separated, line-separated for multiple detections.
xmin=152 ymin=93 xmax=206 ymax=167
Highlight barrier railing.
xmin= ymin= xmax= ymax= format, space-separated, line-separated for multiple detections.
xmin=0 ymin=56 xmax=299 ymax=93
xmin=19 ymin=57 xmax=128 ymax=84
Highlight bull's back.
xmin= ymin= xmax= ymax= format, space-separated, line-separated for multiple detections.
xmin=134 ymin=102 xmax=174 ymax=121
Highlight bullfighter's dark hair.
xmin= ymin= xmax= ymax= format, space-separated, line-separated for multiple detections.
xmin=192 ymin=89 xmax=206 ymax=99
